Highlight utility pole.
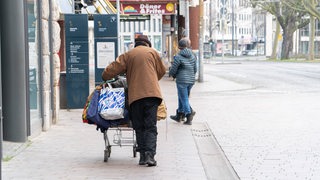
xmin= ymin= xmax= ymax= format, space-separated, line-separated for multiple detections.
xmin=231 ymin=0 xmax=234 ymax=56
xmin=220 ymin=0 xmax=226 ymax=64
xmin=209 ymin=0 xmax=213 ymax=39
xmin=116 ymin=0 xmax=120 ymax=55
xmin=185 ymin=0 xmax=190 ymax=37
xmin=198 ymin=0 xmax=204 ymax=82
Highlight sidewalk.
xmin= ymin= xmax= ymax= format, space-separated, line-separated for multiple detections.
xmin=2 ymin=74 xmax=243 ymax=180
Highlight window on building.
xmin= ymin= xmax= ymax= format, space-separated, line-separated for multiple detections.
xmin=140 ymin=21 xmax=146 ymax=31
xmin=315 ymin=41 xmax=320 ymax=55
xmin=27 ymin=0 xmax=42 ymax=136
xmin=158 ymin=19 xmax=162 ymax=32
xmin=300 ymin=41 xmax=308 ymax=54
xmin=154 ymin=35 xmax=161 ymax=52
xmin=123 ymin=22 xmax=126 ymax=33
xmin=134 ymin=21 xmax=138 ymax=32
xmin=239 ymin=0 xmax=249 ymax=7
xmin=316 ymin=19 xmax=320 ymax=36
xmin=147 ymin=20 xmax=151 ymax=32
xmin=300 ymin=25 xmax=309 ymax=37
xmin=143 ymin=21 xmax=148 ymax=30
xmin=137 ymin=21 xmax=141 ymax=32
xmin=128 ymin=22 xmax=132 ymax=32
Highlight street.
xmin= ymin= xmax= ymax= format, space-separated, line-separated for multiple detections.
xmin=191 ymin=60 xmax=320 ymax=179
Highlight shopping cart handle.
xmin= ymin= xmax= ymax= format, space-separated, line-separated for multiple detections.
xmin=104 ymin=78 xmax=117 ymax=83
xmin=104 ymin=74 xmax=123 ymax=83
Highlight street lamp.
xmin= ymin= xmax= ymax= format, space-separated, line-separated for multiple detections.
xmin=198 ymin=0 xmax=204 ymax=82
xmin=219 ymin=0 xmax=227 ymax=63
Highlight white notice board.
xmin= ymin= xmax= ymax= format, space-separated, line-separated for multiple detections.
xmin=97 ymin=42 xmax=115 ymax=68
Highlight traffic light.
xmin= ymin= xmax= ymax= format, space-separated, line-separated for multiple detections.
xmin=209 ymin=39 xmax=214 ymax=45
xmin=216 ymin=20 xmax=220 ymax=29
xmin=84 ymin=0 xmax=96 ymax=5
xmin=74 ymin=0 xmax=83 ymax=14
xmin=220 ymin=0 xmax=227 ymax=5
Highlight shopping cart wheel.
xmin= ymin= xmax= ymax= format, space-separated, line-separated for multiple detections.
xmin=104 ymin=149 xmax=109 ymax=162
xmin=104 ymin=146 xmax=111 ymax=162
xmin=133 ymin=146 xmax=137 ymax=158
xmin=108 ymin=146 xmax=111 ymax=157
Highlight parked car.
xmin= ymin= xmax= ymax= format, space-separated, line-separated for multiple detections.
xmin=242 ymin=50 xmax=249 ymax=55
xmin=247 ymin=50 xmax=258 ymax=56
xmin=216 ymin=49 xmax=232 ymax=56
xmin=234 ymin=50 xmax=242 ymax=56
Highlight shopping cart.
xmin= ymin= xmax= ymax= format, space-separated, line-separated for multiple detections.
xmin=99 ymin=76 xmax=138 ymax=162
xmin=102 ymin=125 xmax=137 ymax=162
xmin=84 ymin=76 xmax=137 ymax=162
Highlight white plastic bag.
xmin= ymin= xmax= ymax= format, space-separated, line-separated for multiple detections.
xmin=98 ymin=83 xmax=125 ymax=120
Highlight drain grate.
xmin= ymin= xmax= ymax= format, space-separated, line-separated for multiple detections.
xmin=192 ymin=128 xmax=212 ymax=137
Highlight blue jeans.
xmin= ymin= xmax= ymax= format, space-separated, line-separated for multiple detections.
xmin=176 ymin=83 xmax=193 ymax=115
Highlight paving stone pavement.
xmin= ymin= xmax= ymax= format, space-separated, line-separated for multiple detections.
xmin=3 ymin=74 xmax=236 ymax=180
xmin=5 ymin=60 xmax=318 ymax=180
xmin=2 ymin=107 xmax=209 ymax=180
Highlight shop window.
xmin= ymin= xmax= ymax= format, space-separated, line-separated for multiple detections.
xmin=27 ymin=0 xmax=42 ymax=135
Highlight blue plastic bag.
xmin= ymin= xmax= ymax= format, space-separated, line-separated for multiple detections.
xmin=86 ymin=89 xmax=128 ymax=129
xmin=98 ymin=84 xmax=125 ymax=120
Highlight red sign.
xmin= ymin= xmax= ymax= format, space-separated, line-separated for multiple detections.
xmin=122 ymin=3 xmax=175 ymax=15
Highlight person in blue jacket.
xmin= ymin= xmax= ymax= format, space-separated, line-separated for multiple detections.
xmin=169 ymin=38 xmax=197 ymax=125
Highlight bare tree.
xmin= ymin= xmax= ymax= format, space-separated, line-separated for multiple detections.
xmin=303 ymin=0 xmax=320 ymax=19
xmin=250 ymin=0 xmax=309 ymax=59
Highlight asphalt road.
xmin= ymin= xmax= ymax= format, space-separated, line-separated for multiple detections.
xmin=192 ymin=60 xmax=320 ymax=179
xmin=209 ymin=60 xmax=320 ymax=93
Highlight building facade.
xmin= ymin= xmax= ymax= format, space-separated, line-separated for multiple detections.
xmin=202 ymin=0 xmax=320 ymax=58
xmin=1 ymin=0 xmax=61 ymax=158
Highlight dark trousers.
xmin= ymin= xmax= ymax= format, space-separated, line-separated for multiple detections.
xmin=130 ymin=97 xmax=161 ymax=156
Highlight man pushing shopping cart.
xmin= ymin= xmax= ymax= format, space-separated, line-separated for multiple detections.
xmin=101 ymin=35 xmax=166 ymax=167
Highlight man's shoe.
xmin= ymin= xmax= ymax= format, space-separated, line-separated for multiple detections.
xmin=145 ymin=152 xmax=157 ymax=167
xmin=139 ymin=153 xmax=146 ymax=165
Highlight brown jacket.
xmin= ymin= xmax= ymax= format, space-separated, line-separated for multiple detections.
xmin=102 ymin=46 xmax=166 ymax=105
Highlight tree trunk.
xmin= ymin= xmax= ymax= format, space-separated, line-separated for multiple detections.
xmin=281 ymin=22 xmax=296 ymax=60
xmin=308 ymin=1 xmax=315 ymax=60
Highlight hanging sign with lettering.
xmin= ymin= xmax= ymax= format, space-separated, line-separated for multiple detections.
xmin=122 ymin=3 xmax=175 ymax=15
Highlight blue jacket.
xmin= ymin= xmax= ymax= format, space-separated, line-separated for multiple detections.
xmin=169 ymin=48 xmax=197 ymax=84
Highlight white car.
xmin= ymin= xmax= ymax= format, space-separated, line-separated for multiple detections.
xmin=234 ymin=50 xmax=242 ymax=56
xmin=247 ymin=50 xmax=258 ymax=56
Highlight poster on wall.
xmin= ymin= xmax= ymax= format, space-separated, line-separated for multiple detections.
xmin=97 ymin=42 xmax=115 ymax=68
xmin=93 ymin=14 xmax=118 ymax=85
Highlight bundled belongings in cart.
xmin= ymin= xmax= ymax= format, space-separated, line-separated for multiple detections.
xmin=82 ymin=76 xmax=137 ymax=162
